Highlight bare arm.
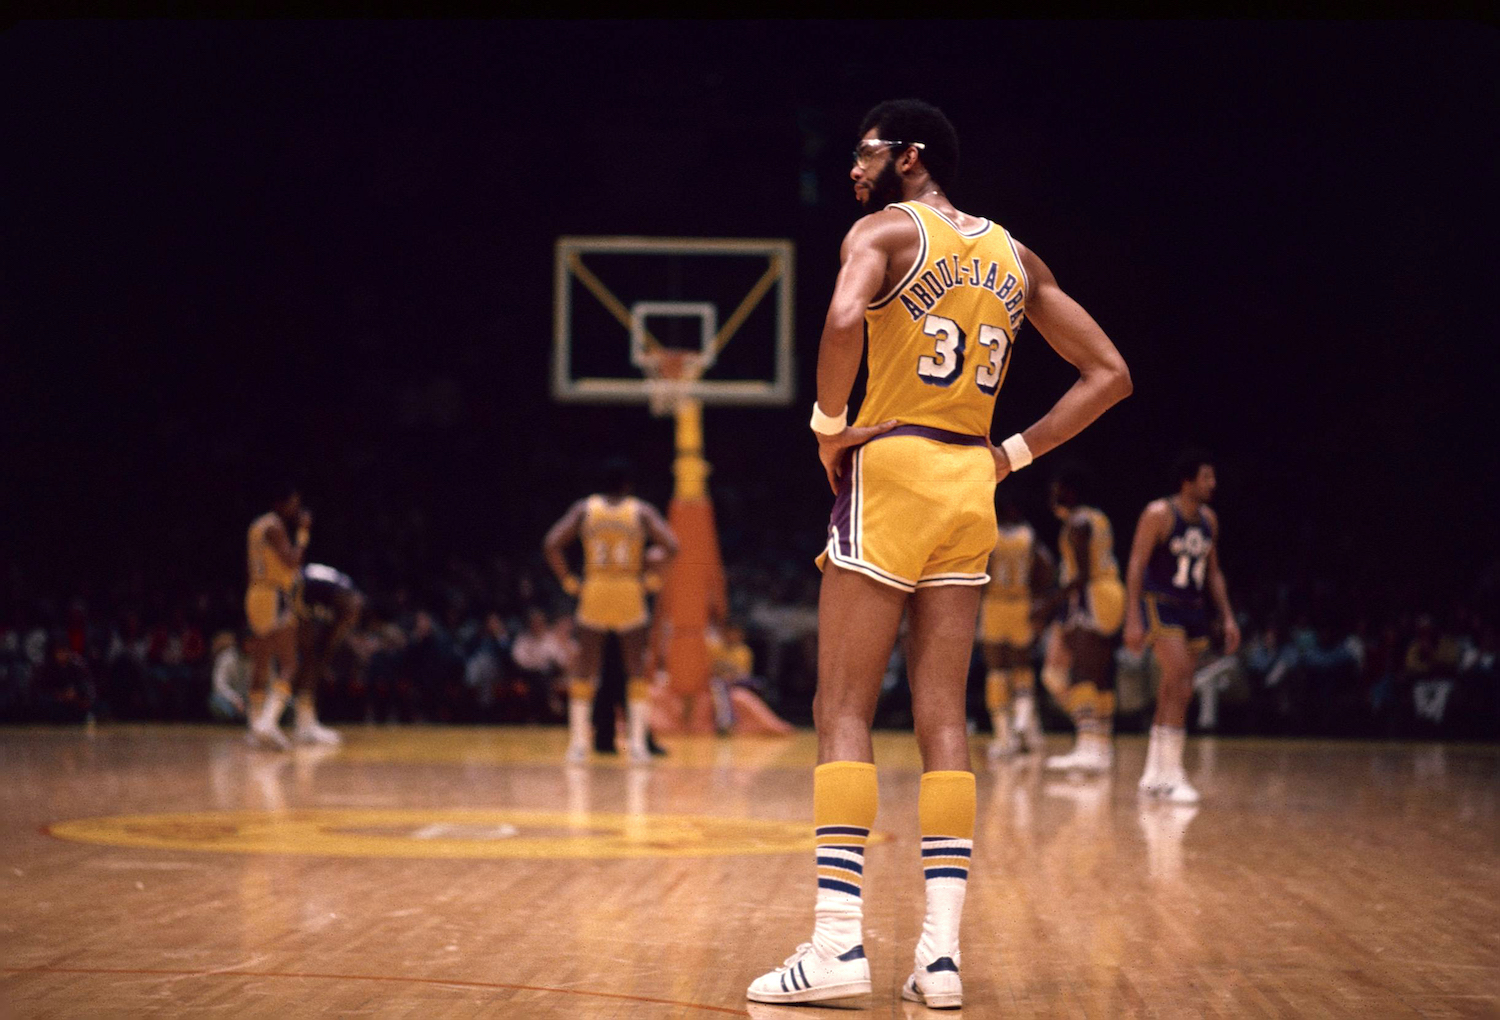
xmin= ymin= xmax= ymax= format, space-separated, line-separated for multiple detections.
xmin=1123 ymin=501 xmax=1172 ymax=651
xmin=641 ymin=503 xmax=679 ymax=561
xmin=266 ymin=516 xmax=308 ymax=572
xmin=542 ymin=501 xmax=587 ymax=592
xmin=812 ymin=213 xmax=906 ymax=492
xmin=996 ymin=242 xmax=1133 ymax=477
xmin=1203 ymin=508 xmax=1241 ymax=654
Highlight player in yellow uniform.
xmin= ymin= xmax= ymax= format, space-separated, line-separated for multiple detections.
xmin=243 ymin=483 xmax=310 ymax=749
xmin=747 ymin=98 xmax=1132 ymax=1009
xmin=544 ymin=459 xmax=678 ymax=764
xmin=1042 ymin=464 xmax=1128 ymax=772
xmin=980 ymin=493 xmax=1055 ymax=758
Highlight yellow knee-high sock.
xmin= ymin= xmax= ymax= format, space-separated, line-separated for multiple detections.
xmin=916 ymin=770 xmax=975 ymax=968
xmin=811 ymin=761 xmax=878 ymax=957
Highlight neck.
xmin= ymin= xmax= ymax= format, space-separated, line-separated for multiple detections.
xmin=1174 ymin=492 xmax=1203 ymax=516
xmin=902 ymin=176 xmax=942 ymax=203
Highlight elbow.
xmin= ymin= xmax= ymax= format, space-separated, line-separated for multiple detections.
xmin=1109 ymin=360 xmax=1133 ymax=403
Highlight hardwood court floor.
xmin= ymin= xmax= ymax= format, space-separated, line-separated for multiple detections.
xmin=2 ymin=725 xmax=1497 ymax=1019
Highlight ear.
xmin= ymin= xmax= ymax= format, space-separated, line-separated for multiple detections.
xmin=898 ymin=146 xmax=923 ymax=174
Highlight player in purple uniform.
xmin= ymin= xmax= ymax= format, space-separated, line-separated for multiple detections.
xmin=1122 ymin=450 xmax=1240 ymax=803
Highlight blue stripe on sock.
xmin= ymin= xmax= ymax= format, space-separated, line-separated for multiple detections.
xmin=921 ymin=846 xmax=971 ymax=857
xmin=924 ymin=867 xmax=970 ymax=880
xmin=817 ymin=877 xmax=862 ymax=897
xmin=815 ymin=825 xmax=871 ymax=836
xmin=817 ymin=856 xmax=863 ymax=874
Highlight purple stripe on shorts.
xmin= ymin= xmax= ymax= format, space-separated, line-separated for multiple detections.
xmin=830 ymin=461 xmax=854 ymax=558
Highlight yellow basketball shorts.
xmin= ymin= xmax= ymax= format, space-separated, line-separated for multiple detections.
xmin=576 ymin=575 xmax=648 ymax=633
xmin=1066 ymin=577 xmax=1125 ymax=636
xmin=980 ymin=596 xmax=1033 ymax=646
xmin=245 ymin=584 xmax=292 ymax=638
xmin=817 ymin=426 xmax=996 ymax=593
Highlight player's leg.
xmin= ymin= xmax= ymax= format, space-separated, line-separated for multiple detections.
xmin=747 ymin=565 xmax=904 ymax=1006
xmin=1040 ymin=620 xmax=1073 ymax=727
xmin=249 ymin=622 xmax=295 ymax=750
xmin=982 ymin=640 xmax=1017 ymax=757
xmin=1064 ymin=629 xmax=1116 ymax=768
xmin=902 ymin=582 xmax=979 ymax=1008
xmin=1141 ymin=628 xmax=1200 ymax=802
xmin=1009 ymin=640 xmax=1044 ymax=752
xmin=618 ymin=624 xmax=653 ymax=763
xmin=566 ymin=626 xmax=604 ymax=762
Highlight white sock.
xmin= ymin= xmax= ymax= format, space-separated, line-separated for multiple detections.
xmin=627 ymin=699 xmax=649 ymax=756
xmin=1160 ymin=726 xmax=1186 ymax=779
xmin=991 ymin=712 xmax=1012 ymax=743
xmin=568 ymin=697 xmax=591 ymax=751
xmin=1144 ymin=725 xmax=1166 ymax=779
xmin=915 ymin=836 xmax=971 ymax=966
xmin=1013 ymin=693 xmax=1036 ymax=733
xmin=812 ymin=825 xmax=869 ymax=957
xmin=254 ymin=688 xmax=287 ymax=731
xmin=295 ymin=697 xmax=318 ymax=731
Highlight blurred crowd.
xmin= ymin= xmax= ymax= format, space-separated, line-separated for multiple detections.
xmin=2 ymin=553 xmax=1496 ymax=741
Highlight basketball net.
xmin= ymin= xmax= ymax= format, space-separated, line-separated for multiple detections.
xmin=642 ymin=348 xmax=705 ymax=418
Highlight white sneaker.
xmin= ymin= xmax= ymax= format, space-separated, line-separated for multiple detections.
xmin=565 ymin=745 xmax=589 ymax=764
xmin=987 ymin=733 xmax=1021 ymax=759
xmin=746 ymin=942 xmax=871 ymax=1006
xmin=1141 ymin=775 xmax=1201 ymax=804
xmin=294 ymin=720 xmax=342 ymax=746
xmin=1045 ymin=743 xmax=1112 ymax=772
xmin=247 ymin=719 xmax=290 ymax=751
xmin=627 ymin=745 xmax=653 ymax=765
xmin=902 ymin=956 xmax=963 ymax=1010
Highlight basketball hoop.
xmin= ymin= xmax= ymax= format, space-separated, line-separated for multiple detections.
xmin=643 ymin=348 xmax=705 ymax=418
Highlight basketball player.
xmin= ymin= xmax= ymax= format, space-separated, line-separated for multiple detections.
xmin=747 ymin=99 xmax=1132 ymax=1009
xmin=980 ymin=493 xmax=1055 ymax=758
xmin=287 ymin=563 xmax=365 ymax=746
xmin=1042 ymin=465 xmax=1127 ymax=772
xmin=543 ymin=459 xmax=678 ymax=764
xmin=1123 ymin=450 xmax=1240 ymax=803
xmin=244 ymin=485 xmax=309 ymax=750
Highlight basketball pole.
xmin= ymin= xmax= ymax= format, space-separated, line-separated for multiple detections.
xmin=654 ymin=396 xmax=726 ymax=734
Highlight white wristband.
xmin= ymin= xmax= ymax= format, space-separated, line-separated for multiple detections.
xmin=1000 ymin=433 xmax=1033 ymax=471
xmin=809 ymin=402 xmax=848 ymax=435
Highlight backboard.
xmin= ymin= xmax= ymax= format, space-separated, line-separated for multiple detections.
xmin=552 ymin=236 xmax=795 ymax=407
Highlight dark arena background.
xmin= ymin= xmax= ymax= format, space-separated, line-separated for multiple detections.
xmin=2 ymin=20 xmax=1497 ymax=1019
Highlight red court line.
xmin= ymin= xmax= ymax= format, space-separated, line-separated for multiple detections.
xmin=1 ymin=965 xmax=750 ymax=1016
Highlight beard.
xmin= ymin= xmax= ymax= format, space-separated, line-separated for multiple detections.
xmin=860 ymin=159 xmax=905 ymax=212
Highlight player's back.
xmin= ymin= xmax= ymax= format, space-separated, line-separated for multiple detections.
xmin=856 ymin=201 xmax=1028 ymax=437
xmin=986 ymin=523 xmax=1035 ymax=602
xmin=247 ymin=512 xmax=296 ymax=591
xmin=580 ymin=495 xmax=646 ymax=578
xmin=1059 ymin=507 xmax=1120 ymax=586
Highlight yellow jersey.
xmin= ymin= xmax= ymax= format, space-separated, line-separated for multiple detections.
xmin=581 ymin=495 xmax=646 ymax=579
xmin=985 ymin=523 xmax=1035 ymax=602
xmin=247 ymin=512 xmax=297 ymax=592
xmin=1058 ymin=506 xmax=1120 ymax=587
xmin=855 ymin=201 xmax=1028 ymax=436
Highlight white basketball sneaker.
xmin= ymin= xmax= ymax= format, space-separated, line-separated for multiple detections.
xmin=746 ymin=942 xmax=871 ymax=1006
xmin=1045 ymin=735 xmax=1113 ymax=772
xmin=902 ymin=955 xmax=963 ymax=1009
xmin=247 ymin=717 xmax=290 ymax=751
xmin=294 ymin=718 xmax=342 ymax=746
xmin=1141 ymin=773 xmax=1201 ymax=804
